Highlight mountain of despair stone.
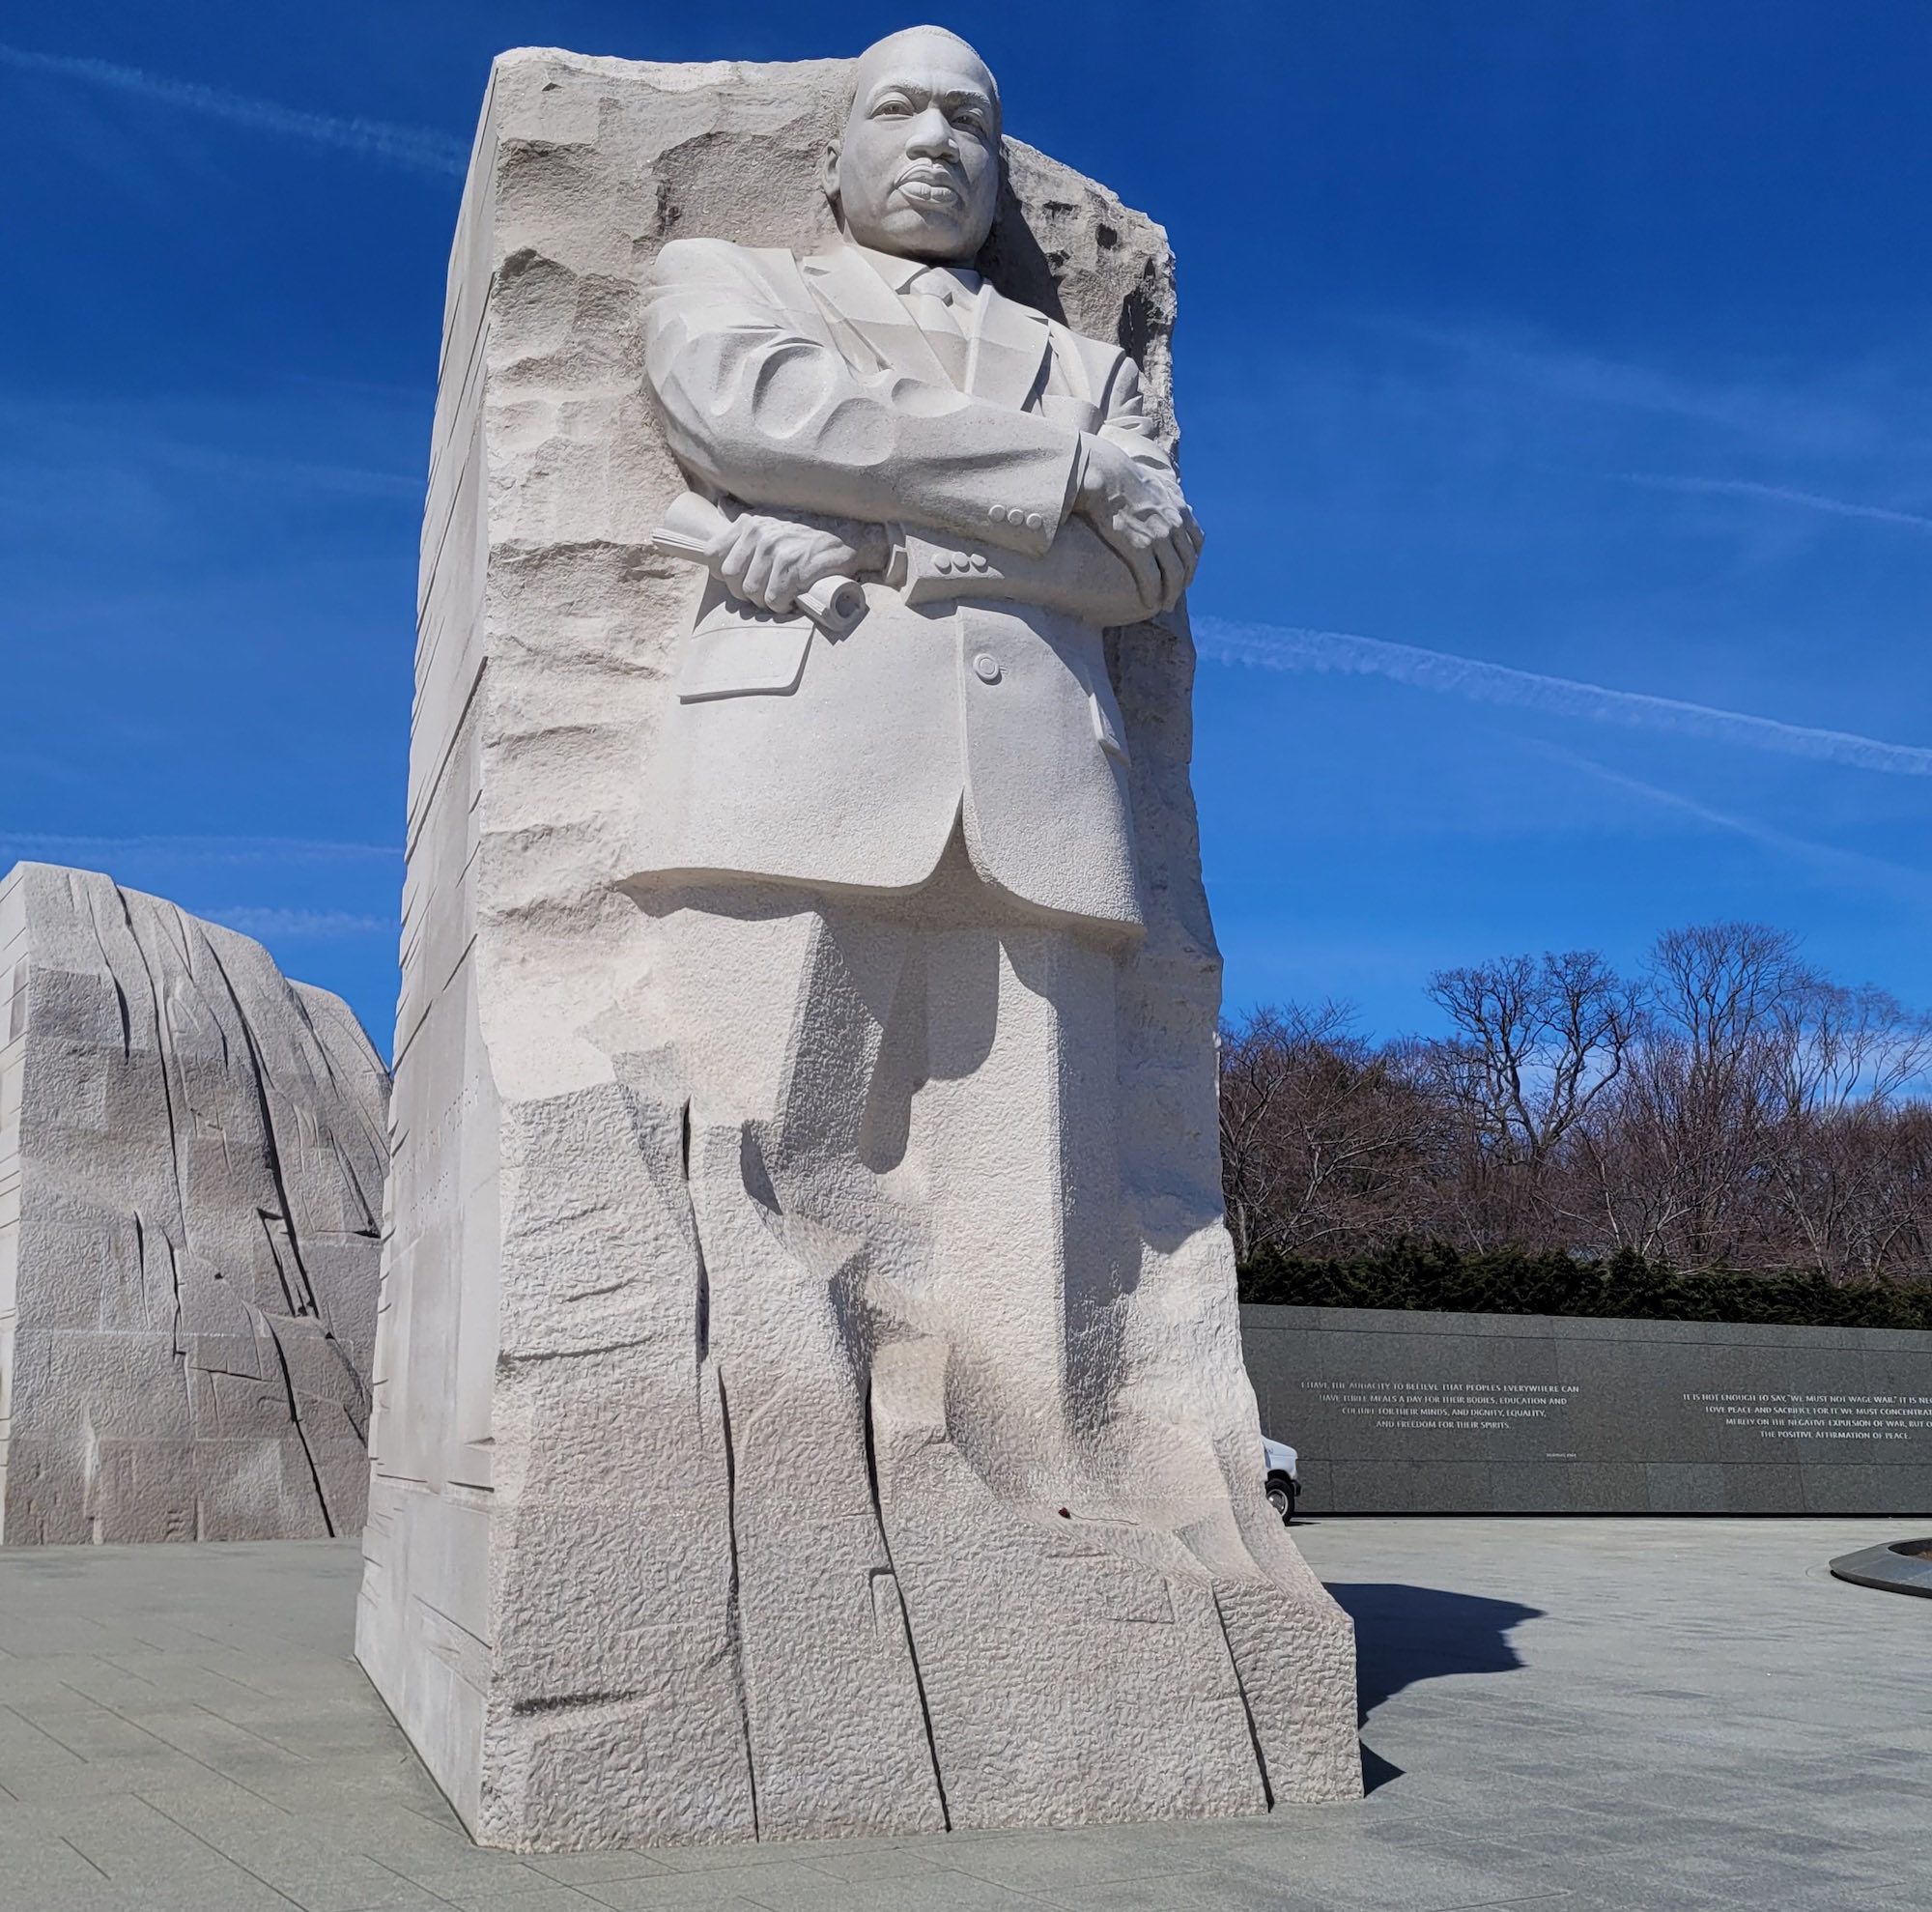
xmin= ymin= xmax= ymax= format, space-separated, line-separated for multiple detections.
xmin=0 ymin=862 xmax=386 ymax=1543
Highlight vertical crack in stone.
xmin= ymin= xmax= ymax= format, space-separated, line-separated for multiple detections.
xmin=131 ymin=1211 xmax=150 ymax=1327
xmin=862 ymin=1381 xmax=951 ymax=1831
xmin=112 ymin=886 xmax=189 ymax=1258
xmin=200 ymin=935 xmax=344 ymax=1532
xmin=255 ymin=1210 xmax=307 ymax=1323
xmin=162 ymin=1235 xmax=191 ymax=1423
xmin=202 ymin=939 xmax=320 ymax=1319
xmin=78 ymin=882 xmax=132 ymax=1057
xmin=682 ymin=1105 xmax=712 ymax=1366
xmin=716 ymin=1371 xmax=759 ymax=1838
xmin=111 ymin=886 xmax=194 ymax=1416
xmin=286 ymin=985 xmax=385 ymax=1233
xmin=132 ymin=1209 xmax=190 ymax=1428
xmin=258 ymin=1308 xmax=336 ymax=1539
xmin=694 ymin=1243 xmax=711 ymax=1365
xmin=1211 ymin=1588 xmax=1275 ymax=1810
xmin=320 ymin=1330 xmax=373 ymax=1435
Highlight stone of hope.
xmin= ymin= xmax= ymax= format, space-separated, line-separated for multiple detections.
xmin=356 ymin=24 xmax=1362 ymax=1849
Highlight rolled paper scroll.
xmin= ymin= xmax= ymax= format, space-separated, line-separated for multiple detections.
xmin=652 ymin=491 xmax=867 ymax=636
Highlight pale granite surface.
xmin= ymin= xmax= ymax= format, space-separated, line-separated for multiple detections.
xmin=2 ymin=1519 xmax=1926 ymax=1908
xmin=359 ymin=36 xmax=1353 ymax=1849
xmin=0 ymin=862 xmax=386 ymax=1546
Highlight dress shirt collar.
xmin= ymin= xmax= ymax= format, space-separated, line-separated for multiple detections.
xmin=852 ymin=243 xmax=983 ymax=301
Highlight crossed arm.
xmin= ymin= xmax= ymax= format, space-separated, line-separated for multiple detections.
xmin=642 ymin=237 xmax=1201 ymax=622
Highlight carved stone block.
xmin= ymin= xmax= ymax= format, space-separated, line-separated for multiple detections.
xmin=0 ymin=862 xmax=385 ymax=1544
xmin=356 ymin=42 xmax=1360 ymax=1850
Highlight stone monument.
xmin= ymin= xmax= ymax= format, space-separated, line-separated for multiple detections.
xmin=0 ymin=861 xmax=386 ymax=1543
xmin=357 ymin=28 xmax=1361 ymax=1849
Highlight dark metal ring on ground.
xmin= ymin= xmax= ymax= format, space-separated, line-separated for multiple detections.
xmin=1829 ymin=1538 xmax=1932 ymax=1599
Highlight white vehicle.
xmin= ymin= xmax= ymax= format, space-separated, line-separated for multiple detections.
xmin=1263 ymin=1437 xmax=1299 ymax=1524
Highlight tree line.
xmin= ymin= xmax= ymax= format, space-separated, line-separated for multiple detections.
xmin=1219 ymin=923 xmax=1932 ymax=1283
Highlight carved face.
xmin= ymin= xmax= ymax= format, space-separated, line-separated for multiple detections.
xmin=828 ymin=30 xmax=1002 ymax=263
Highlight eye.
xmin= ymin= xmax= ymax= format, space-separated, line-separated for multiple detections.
xmin=872 ymin=95 xmax=913 ymax=119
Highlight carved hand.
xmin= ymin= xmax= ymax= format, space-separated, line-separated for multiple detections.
xmin=1074 ymin=436 xmax=1203 ymax=613
xmin=714 ymin=511 xmax=890 ymax=614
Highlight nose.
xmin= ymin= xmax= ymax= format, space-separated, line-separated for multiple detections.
xmin=904 ymin=105 xmax=958 ymax=160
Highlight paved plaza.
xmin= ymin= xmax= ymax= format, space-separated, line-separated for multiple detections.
xmin=0 ymin=1517 xmax=1923 ymax=1910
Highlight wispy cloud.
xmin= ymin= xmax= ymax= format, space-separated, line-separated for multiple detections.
xmin=1538 ymin=744 xmax=1929 ymax=892
xmin=1625 ymin=472 xmax=1932 ymax=533
xmin=1376 ymin=318 xmax=1893 ymax=459
xmin=207 ymin=906 xmax=391 ymax=939
xmin=150 ymin=442 xmax=421 ymax=499
xmin=0 ymin=43 xmax=468 ymax=177
xmin=1195 ymin=615 xmax=1932 ymax=779
xmin=1 ymin=833 xmax=400 ymax=866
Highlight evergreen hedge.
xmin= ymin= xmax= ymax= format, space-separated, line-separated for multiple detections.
xmin=1236 ymin=1241 xmax=1932 ymax=1331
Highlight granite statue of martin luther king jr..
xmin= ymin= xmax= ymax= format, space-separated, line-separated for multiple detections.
xmin=637 ymin=25 xmax=1199 ymax=924
xmin=624 ymin=24 xmax=1360 ymax=1824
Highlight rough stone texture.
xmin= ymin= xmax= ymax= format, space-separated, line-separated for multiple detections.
xmin=357 ymin=47 xmax=1360 ymax=1851
xmin=0 ymin=862 xmax=386 ymax=1544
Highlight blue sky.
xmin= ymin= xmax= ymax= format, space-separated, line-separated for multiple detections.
xmin=5 ymin=1 xmax=1930 ymax=1051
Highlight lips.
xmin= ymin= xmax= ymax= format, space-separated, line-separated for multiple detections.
xmin=896 ymin=167 xmax=962 ymax=207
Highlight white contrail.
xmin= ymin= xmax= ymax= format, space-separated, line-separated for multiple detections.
xmin=1195 ymin=616 xmax=1932 ymax=779
xmin=0 ymin=833 xmax=400 ymax=865
xmin=0 ymin=43 xmax=468 ymax=176
xmin=1628 ymin=472 xmax=1932 ymax=533
xmin=1529 ymin=744 xmax=1925 ymax=889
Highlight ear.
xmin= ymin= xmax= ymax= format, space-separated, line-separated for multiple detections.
xmin=819 ymin=138 xmax=841 ymax=210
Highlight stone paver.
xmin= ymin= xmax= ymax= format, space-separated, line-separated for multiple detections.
xmin=0 ymin=1519 xmax=1921 ymax=1909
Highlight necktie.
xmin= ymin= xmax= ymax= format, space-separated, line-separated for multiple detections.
xmin=902 ymin=267 xmax=975 ymax=387
xmin=903 ymin=266 xmax=970 ymax=338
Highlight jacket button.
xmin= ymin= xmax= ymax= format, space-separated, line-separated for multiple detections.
xmin=1005 ymin=506 xmax=1026 ymax=526
xmin=972 ymin=652 xmax=1001 ymax=684
xmin=969 ymin=552 xmax=989 ymax=571
xmin=934 ymin=553 xmax=955 ymax=574
xmin=1024 ymin=512 xmax=1044 ymax=531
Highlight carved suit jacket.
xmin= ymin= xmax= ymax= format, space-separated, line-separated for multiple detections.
xmin=634 ymin=235 xmax=1176 ymax=932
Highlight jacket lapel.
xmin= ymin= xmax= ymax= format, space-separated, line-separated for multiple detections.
xmin=965 ymin=283 xmax=1053 ymax=414
xmin=802 ymin=247 xmax=953 ymax=388
xmin=803 ymin=247 xmax=1054 ymax=414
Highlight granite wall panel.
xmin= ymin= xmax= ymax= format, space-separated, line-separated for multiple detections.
xmin=1244 ymin=1304 xmax=1932 ymax=1515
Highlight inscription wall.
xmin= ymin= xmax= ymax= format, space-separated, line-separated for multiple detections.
xmin=1242 ymin=1304 xmax=1932 ymax=1515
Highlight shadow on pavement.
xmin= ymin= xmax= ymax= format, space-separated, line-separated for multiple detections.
xmin=1324 ymin=1582 xmax=1546 ymax=1794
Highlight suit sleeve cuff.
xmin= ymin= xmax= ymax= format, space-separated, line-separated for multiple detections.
xmin=967 ymin=441 xmax=1085 ymax=556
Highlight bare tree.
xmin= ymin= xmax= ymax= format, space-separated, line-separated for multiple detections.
xmin=1649 ymin=923 xmax=1811 ymax=1074
xmin=1221 ymin=923 xmax=1932 ymax=1288
xmin=1773 ymin=980 xmax=1932 ymax=1118
xmin=1218 ymin=1004 xmax=1436 ymax=1260
xmin=1426 ymin=950 xmax=1640 ymax=1166
xmin=1419 ymin=950 xmax=1641 ymax=1247
xmin=1757 ymin=980 xmax=1932 ymax=1275
xmin=1618 ymin=925 xmax=1813 ymax=1266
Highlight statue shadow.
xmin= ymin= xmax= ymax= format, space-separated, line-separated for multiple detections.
xmin=1322 ymin=1581 xmax=1546 ymax=1794
xmin=976 ymin=174 xmax=1066 ymax=320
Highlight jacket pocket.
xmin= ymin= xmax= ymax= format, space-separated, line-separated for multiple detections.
xmin=677 ymin=598 xmax=815 ymax=702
